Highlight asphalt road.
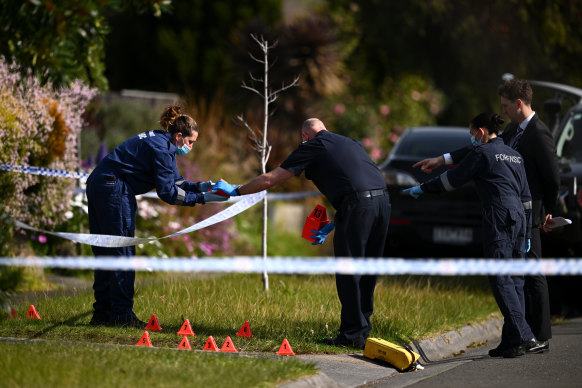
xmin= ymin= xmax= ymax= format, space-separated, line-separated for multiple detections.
xmin=371 ymin=317 xmax=582 ymax=388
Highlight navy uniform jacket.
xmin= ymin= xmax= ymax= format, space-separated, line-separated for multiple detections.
xmin=422 ymin=137 xmax=532 ymax=241
xmin=280 ymin=130 xmax=386 ymax=209
xmin=450 ymin=114 xmax=559 ymax=227
xmin=94 ymin=130 xmax=205 ymax=206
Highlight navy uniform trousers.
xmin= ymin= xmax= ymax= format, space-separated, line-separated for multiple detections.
xmin=484 ymin=205 xmax=535 ymax=347
xmin=86 ymin=170 xmax=138 ymax=323
xmin=332 ymin=194 xmax=391 ymax=347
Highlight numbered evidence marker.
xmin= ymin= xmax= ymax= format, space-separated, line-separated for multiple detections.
xmin=220 ymin=336 xmax=238 ymax=352
xmin=235 ymin=320 xmax=252 ymax=338
xmin=135 ymin=331 xmax=154 ymax=347
xmin=26 ymin=305 xmax=41 ymax=320
xmin=301 ymin=204 xmax=329 ymax=242
xmin=277 ymin=338 xmax=295 ymax=356
xmin=177 ymin=336 xmax=192 ymax=350
xmin=177 ymin=319 xmax=195 ymax=336
xmin=203 ymin=336 xmax=219 ymax=351
xmin=145 ymin=314 xmax=162 ymax=332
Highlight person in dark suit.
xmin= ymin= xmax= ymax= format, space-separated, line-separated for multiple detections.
xmin=413 ymin=79 xmax=559 ymax=353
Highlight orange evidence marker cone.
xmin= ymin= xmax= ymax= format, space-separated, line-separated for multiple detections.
xmin=203 ymin=336 xmax=219 ymax=351
xmin=277 ymin=339 xmax=295 ymax=356
xmin=220 ymin=336 xmax=238 ymax=352
xmin=145 ymin=314 xmax=162 ymax=332
xmin=135 ymin=331 xmax=154 ymax=347
xmin=177 ymin=319 xmax=195 ymax=336
xmin=178 ymin=336 xmax=192 ymax=350
xmin=26 ymin=305 xmax=41 ymax=320
xmin=235 ymin=320 xmax=252 ymax=338
xmin=7 ymin=307 xmax=18 ymax=319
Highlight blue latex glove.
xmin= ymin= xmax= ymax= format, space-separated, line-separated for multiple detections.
xmin=203 ymin=189 xmax=229 ymax=203
xmin=213 ymin=179 xmax=238 ymax=196
xmin=199 ymin=180 xmax=213 ymax=192
xmin=401 ymin=186 xmax=423 ymax=199
xmin=310 ymin=223 xmax=335 ymax=245
xmin=525 ymin=238 xmax=531 ymax=253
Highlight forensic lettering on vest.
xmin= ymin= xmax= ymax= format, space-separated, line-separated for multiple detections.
xmin=495 ymin=154 xmax=522 ymax=163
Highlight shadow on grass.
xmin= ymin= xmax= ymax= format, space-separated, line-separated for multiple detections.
xmin=29 ymin=311 xmax=92 ymax=339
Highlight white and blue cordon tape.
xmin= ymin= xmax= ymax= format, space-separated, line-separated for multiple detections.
xmin=0 ymin=164 xmax=90 ymax=179
xmin=3 ymin=164 xmax=582 ymax=275
xmin=0 ymin=256 xmax=581 ymax=275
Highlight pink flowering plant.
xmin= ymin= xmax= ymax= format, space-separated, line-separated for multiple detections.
xmin=135 ymin=157 xmax=237 ymax=257
xmin=0 ymin=57 xmax=97 ymax=255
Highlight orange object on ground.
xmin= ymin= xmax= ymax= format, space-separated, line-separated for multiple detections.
xmin=135 ymin=331 xmax=154 ymax=347
xmin=145 ymin=314 xmax=162 ymax=331
xmin=26 ymin=305 xmax=41 ymax=320
xmin=235 ymin=320 xmax=252 ymax=338
xmin=203 ymin=336 xmax=219 ymax=351
xmin=301 ymin=205 xmax=329 ymax=242
xmin=177 ymin=319 xmax=195 ymax=336
xmin=178 ymin=336 xmax=192 ymax=350
xmin=220 ymin=336 xmax=238 ymax=352
xmin=276 ymin=338 xmax=296 ymax=356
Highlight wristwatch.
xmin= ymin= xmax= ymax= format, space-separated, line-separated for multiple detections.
xmin=235 ymin=187 xmax=241 ymax=196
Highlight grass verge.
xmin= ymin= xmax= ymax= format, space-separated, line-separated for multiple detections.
xmin=1 ymin=273 xmax=499 ymax=351
xmin=0 ymin=339 xmax=316 ymax=388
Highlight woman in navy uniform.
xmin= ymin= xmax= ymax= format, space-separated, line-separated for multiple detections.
xmin=86 ymin=105 xmax=227 ymax=327
xmin=403 ymin=113 xmax=543 ymax=358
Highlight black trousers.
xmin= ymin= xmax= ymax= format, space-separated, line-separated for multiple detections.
xmin=333 ymin=194 xmax=391 ymax=346
xmin=525 ymin=227 xmax=552 ymax=341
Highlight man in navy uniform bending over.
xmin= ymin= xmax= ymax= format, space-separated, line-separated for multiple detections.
xmin=216 ymin=118 xmax=391 ymax=349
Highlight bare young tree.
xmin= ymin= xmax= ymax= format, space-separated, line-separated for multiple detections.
xmin=236 ymin=34 xmax=299 ymax=291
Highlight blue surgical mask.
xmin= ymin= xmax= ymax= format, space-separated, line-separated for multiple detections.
xmin=470 ymin=135 xmax=481 ymax=147
xmin=176 ymin=142 xmax=192 ymax=156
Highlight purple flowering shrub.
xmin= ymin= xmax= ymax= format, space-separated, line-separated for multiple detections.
xmin=0 ymin=57 xmax=97 ymax=255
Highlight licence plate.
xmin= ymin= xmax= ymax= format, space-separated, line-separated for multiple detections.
xmin=433 ymin=227 xmax=473 ymax=245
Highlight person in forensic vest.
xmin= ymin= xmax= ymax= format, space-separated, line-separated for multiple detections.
xmin=86 ymin=105 xmax=228 ymax=328
xmin=403 ymin=112 xmax=543 ymax=358
xmin=214 ymin=118 xmax=391 ymax=350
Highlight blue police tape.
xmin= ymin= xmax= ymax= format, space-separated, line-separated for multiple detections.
xmin=12 ymin=191 xmax=267 ymax=248
xmin=0 ymin=256 xmax=581 ymax=275
xmin=2 ymin=164 xmax=320 ymax=201
xmin=0 ymin=164 xmax=89 ymax=179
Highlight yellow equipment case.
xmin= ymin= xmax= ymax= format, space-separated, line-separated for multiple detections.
xmin=364 ymin=337 xmax=421 ymax=371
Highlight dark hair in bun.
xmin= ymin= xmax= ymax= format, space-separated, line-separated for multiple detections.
xmin=470 ymin=112 xmax=505 ymax=135
xmin=159 ymin=105 xmax=198 ymax=137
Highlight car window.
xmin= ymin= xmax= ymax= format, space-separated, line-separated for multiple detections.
xmin=556 ymin=112 xmax=582 ymax=163
xmin=394 ymin=130 xmax=471 ymax=158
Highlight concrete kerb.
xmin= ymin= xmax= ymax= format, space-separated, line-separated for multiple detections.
xmin=283 ymin=317 xmax=503 ymax=388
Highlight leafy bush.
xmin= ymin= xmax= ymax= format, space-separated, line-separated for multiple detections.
xmin=0 ymin=57 xmax=97 ymax=256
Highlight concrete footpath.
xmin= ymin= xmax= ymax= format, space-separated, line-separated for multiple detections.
xmin=284 ymin=317 xmax=582 ymax=388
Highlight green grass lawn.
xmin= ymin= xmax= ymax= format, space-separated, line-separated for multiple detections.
xmin=0 ymin=273 xmax=499 ymax=387
xmin=0 ymin=340 xmax=316 ymax=388
xmin=2 ymin=273 xmax=498 ymax=349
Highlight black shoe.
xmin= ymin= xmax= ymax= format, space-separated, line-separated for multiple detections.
xmin=525 ymin=339 xmax=549 ymax=354
xmin=89 ymin=313 xmax=109 ymax=326
xmin=108 ymin=316 xmax=147 ymax=328
xmin=323 ymin=336 xmax=365 ymax=350
xmin=488 ymin=343 xmax=509 ymax=357
xmin=502 ymin=344 xmax=525 ymax=358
